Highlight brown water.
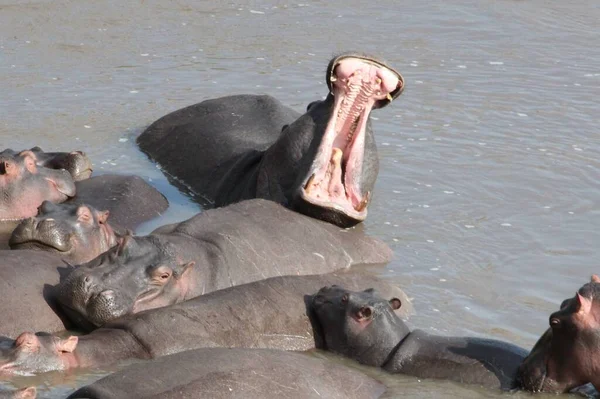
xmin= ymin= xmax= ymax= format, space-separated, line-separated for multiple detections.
xmin=1 ymin=0 xmax=599 ymax=397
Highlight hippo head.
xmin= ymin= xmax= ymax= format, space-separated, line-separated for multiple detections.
xmin=56 ymin=234 xmax=195 ymax=329
xmin=268 ymin=53 xmax=404 ymax=227
xmin=517 ymin=275 xmax=600 ymax=393
xmin=29 ymin=146 xmax=93 ymax=181
xmin=310 ymin=285 xmax=407 ymax=367
xmin=9 ymin=201 xmax=118 ymax=264
xmin=0 ymin=149 xmax=76 ymax=220
xmin=0 ymin=332 xmax=78 ymax=376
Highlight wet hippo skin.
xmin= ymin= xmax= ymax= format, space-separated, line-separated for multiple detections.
xmin=138 ymin=53 xmax=404 ymax=227
xmin=0 ymin=273 xmax=411 ymax=374
xmin=311 ymin=286 xmax=528 ymax=391
xmin=55 ymin=199 xmax=393 ymax=329
xmin=0 ymin=250 xmax=70 ymax=338
xmin=67 ymin=174 xmax=169 ymax=232
xmin=67 ymin=348 xmax=386 ymax=399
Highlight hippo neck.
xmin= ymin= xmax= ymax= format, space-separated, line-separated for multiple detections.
xmin=73 ymin=328 xmax=151 ymax=368
xmin=254 ymin=96 xmax=336 ymax=205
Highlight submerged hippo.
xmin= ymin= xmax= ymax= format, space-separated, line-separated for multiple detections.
xmin=68 ymin=174 xmax=169 ymax=231
xmin=68 ymin=348 xmax=385 ymax=399
xmin=0 ymin=149 xmax=76 ymax=220
xmin=9 ymin=201 xmax=119 ymax=264
xmin=517 ymin=275 xmax=600 ymax=393
xmin=310 ymin=286 xmax=529 ymax=390
xmin=55 ymin=199 xmax=392 ymax=329
xmin=0 ymin=273 xmax=411 ymax=374
xmin=28 ymin=147 xmax=93 ymax=182
xmin=138 ymin=53 xmax=404 ymax=227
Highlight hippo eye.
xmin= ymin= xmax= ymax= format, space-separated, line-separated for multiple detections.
xmin=341 ymin=294 xmax=349 ymax=304
xmin=550 ymin=318 xmax=561 ymax=328
xmin=159 ymin=272 xmax=170 ymax=280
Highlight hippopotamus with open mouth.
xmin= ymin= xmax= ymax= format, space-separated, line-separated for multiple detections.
xmin=138 ymin=53 xmax=404 ymax=227
xmin=310 ymin=285 xmax=529 ymax=390
xmin=0 ymin=149 xmax=76 ymax=220
xmin=54 ymin=199 xmax=392 ymax=329
xmin=517 ymin=275 xmax=600 ymax=393
xmin=9 ymin=201 xmax=118 ymax=264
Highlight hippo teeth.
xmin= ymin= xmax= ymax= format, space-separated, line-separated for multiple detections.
xmin=356 ymin=191 xmax=370 ymax=212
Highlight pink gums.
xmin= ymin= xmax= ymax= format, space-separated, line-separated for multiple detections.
xmin=303 ymin=58 xmax=400 ymax=218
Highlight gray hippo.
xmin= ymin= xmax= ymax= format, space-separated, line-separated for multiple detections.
xmin=310 ymin=285 xmax=529 ymax=390
xmin=67 ymin=174 xmax=168 ymax=230
xmin=9 ymin=201 xmax=119 ymax=264
xmin=28 ymin=147 xmax=93 ymax=182
xmin=517 ymin=275 xmax=600 ymax=393
xmin=0 ymin=273 xmax=411 ymax=374
xmin=0 ymin=149 xmax=76 ymax=220
xmin=138 ymin=53 xmax=404 ymax=227
xmin=8 ymin=175 xmax=169 ymax=262
xmin=68 ymin=348 xmax=385 ymax=399
xmin=56 ymin=199 xmax=392 ymax=329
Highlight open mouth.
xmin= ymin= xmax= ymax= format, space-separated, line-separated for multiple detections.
xmin=300 ymin=56 xmax=403 ymax=220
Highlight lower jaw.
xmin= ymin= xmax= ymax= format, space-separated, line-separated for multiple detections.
xmin=11 ymin=241 xmax=68 ymax=253
xmin=296 ymin=191 xmax=367 ymax=227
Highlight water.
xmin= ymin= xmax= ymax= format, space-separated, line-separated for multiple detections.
xmin=1 ymin=0 xmax=599 ymax=397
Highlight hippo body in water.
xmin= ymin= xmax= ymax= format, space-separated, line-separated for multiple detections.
xmin=68 ymin=348 xmax=385 ymax=399
xmin=0 ymin=149 xmax=76 ymax=220
xmin=0 ymin=273 xmax=411 ymax=374
xmin=67 ymin=174 xmax=168 ymax=231
xmin=517 ymin=275 xmax=600 ymax=393
xmin=56 ymin=199 xmax=392 ymax=329
xmin=138 ymin=53 xmax=404 ymax=227
xmin=311 ymin=286 xmax=529 ymax=391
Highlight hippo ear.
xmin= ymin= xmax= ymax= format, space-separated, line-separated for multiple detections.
xmin=56 ymin=335 xmax=78 ymax=353
xmin=16 ymin=387 xmax=37 ymax=399
xmin=77 ymin=206 xmax=94 ymax=224
xmin=19 ymin=151 xmax=38 ymax=173
xmin=174 ymin=261 xmax=195 ymax=279
xmin=96 ymin=210 xmax=110 ymax=224
xmin=14 ymin=332 xmax=40 ymax=353
xmin=576 ymin=293 xmax=593 ymax=315
xmin=0 ymin=160 xmax=16 ymax=175
xmin=389 ymin=298 xmax=402 ymax=310
xmin=591 ymin=275 xmax=600 ymax=283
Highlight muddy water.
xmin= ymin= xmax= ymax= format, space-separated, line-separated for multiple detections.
xmin=1 ymin=0 xmax=599 ymax=397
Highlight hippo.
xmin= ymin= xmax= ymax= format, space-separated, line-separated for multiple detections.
xmin=9 ymin=201 xmax=119 ymax=264
xmin=0 ymin=388 xmax=36 ymax=399
xmin=0 ymin=149 xmax=76 ymax=220
xmin=0 ymin=273 xmax=411 ymax=374
xmin=55 ymin=199 xmax=393 ymax=329
xmin=310 ymin=286 xmax=529 ymax=390
xmin=68 ymin=348 xmax=385 ymax=399
xmin=138 ymin=53 xmax=404 ymax=227
xmin=517 ymin=275 xmax=600 ymax=393
xmin=28 ymin=147 xmax=93 ymax=181
xmin=67 ymin=174 xmax=169 ymax=231
xmin=0 ymin=250 xmax=69 ymax=338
